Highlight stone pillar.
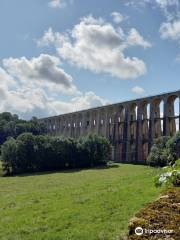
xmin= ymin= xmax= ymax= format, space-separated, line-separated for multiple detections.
xmin=89 ymin=111 xmax=94 ymax=133
xmin=80 ymin=112 xmax=85 ymax=137
xmin=104 ymin=109 xmax=109 ymax=138
xmin=136 ymin=102 xmax=143 ymax=163
xmin=149 ymin=101 xmax=154 ymax=151
xmin=95 ymin=110 xmax=100 ymax=135
xmin=163 ymin=97 xmax=169 ymax=136
xmin=98 ymin=110 xmax=105 ymax=137
xmin=107 ymin=110 xmax=112 ymax=143
xmin=179 ymin=94 xmax=180 ymax=132
xmin=111 ymin=145 xmax=115 ymax=162
xmin=124 ymin=105 xmax=130 ymax=162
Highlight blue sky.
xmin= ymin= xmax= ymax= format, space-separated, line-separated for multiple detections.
xmin=0 ymin=0 xmax=180 ymax=119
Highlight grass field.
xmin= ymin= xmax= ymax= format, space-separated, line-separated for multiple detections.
xmin=0 ymin=164 xmax=161 ymax=240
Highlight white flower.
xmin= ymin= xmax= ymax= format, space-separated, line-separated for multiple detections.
xmin=159 ymin=172 xmax=172 ymax=184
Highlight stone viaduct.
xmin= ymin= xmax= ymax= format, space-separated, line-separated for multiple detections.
xmin=40 ymin=90 xmax=180 ymax=163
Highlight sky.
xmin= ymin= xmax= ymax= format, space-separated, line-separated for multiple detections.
xmin=0 ymin=0 xmax=180 ymax=119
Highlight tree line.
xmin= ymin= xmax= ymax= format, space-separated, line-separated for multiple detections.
xmin=0 ymin=112 xmax=47 ymax=146
xmin=1 ymin=133 xmax=111 ymax=175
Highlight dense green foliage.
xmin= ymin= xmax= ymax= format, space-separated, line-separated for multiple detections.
xmin=147 ymin=136 xmax=170 ymax=167
xmin=166 ymin=132 xmax=180 ymax=164
xmin=0 ymin=164 xmax=161 ymax=240
xmin=0 ymin=112 xmax=47 ymax=146
xmin=1 ymin=133 xmax=111 ymax=175
xmin=147 ymin=132 xmax=180 ymax=167
xmin=155 ymin=159 xmax=180 ymax=187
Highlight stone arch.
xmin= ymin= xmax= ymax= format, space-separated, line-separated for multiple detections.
xmin=129 ymin=102 xmax=138 ymax=140
xmin=152 ymin=98 xmax=164 ymax=138
xmin=90 ymin=110 xmax=97 ymax=133
xmin=107 ymin=106 xmax=115 ymax=143
xmin=84 ymin=111 xmax=90 ymax=135
xmin=167 ymin=94 xmax=180 ymax=135
xmin=57 ymin=117 xmax=61 ymax=134
xmin=114 ymin=105 xmax=126 ymax=162
xmin=141 ymin=101 xmax=150 ymax=140
xmin=64 ymin=115 xmax=71 ymax=137
xmin=60 ymin=116 xmax=66 ymax=136
xmin=46 ymin=119 xmax=51 ymax=132
xmin=142 ymin=142 xmax=149 ymax=162
xmin=98 ymin=109 xmax=106 ymax=137
xmin=114 ymin=105 xmax=125 ymax=141
xmin=65 ymin=116 xmax=71 ymax=137
xmin=70 ymin=113 xmax=77 ymax=138
xmin=140 ymin=101 xmax=150 ymax=162
xmin=129 ymin=102 xmax=138 ymax=162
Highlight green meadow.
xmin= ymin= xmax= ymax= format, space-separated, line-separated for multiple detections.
xmin=0 ymin=164 xmax=161 ymax=240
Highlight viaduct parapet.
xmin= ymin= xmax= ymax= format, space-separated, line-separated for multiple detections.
xmin=40 ymin=90 xmax=180 ymax=163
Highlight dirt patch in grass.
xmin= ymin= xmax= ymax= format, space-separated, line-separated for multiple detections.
xmin=128 ymin=187 xmax=180 ymax=240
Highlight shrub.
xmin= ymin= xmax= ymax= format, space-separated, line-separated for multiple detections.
xmin=147 ymin=136 xmax=170 ymax=167
xmin=155 ymin=159 xmax=180 ymax=187
xmin=1 ymin=138 xmax=18 ymax=175
xmin=147 ymin=132 xmax=180 ymax=167
xmin=166 ymin=132 xmax=180 ymax=165
xmin=16 ymin=133 xmax=37 ymax=173
xmin=81 ymin=134 xmax=110 ymax=167
xmin=1 ymin=133 xmax=111 ymax=175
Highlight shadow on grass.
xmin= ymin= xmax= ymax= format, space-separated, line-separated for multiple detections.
xmin=2 ymin=163 xmax=121 ymax=178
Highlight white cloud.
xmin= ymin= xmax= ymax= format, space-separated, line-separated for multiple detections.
xmin=3 ymin=54 xmax=77 ymax=95
xmin=0 ymin=67 xmax=17 ymax=89
xmin=160 ymin=20 xmax=180 ymax=41
xmin=131 ymin=86 xmax=145 ymax=94
xmin=0 ymin=82 xmax=108 ymax=120
xmin=125 ymin=0 xmax=180 ymax=20
xmin=125 ymin=1 xmax=180 ymax=49
xmin=155 ymin=0 xmax=180 ymax=20
xmin=52 ymin=91 xmax=110 ymax=114
xmin=175 ymin=53 xmax=180 ymax=62
xmin=48 ymin=0 xmax=66 ymax=9
xmin=156 ymin=0 xmax=179 ymax=8
xmin=36 ymin=28 xmax=65 ymax=47
xmin=124 ymin=0 xmax=151 ymax=8
xmin=0 ymin=55 xmax=108 ymax=119
xmin=38 ymin=16 xmax=151 ymax=79
xmin=157 ymin=1 xmax=180 ymax=58
xmin=111 ymin=12 xmax=124 ymax=24
xmin=127 ymin=28 xmax=152 ymax=48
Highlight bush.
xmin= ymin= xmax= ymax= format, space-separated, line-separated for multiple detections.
xmin=16 ymin=133 xmax=36 ymax=173
xmin=147 ymin=136 xmax=170 ymax=167
xmin=1 ymin=133 xmax=111 ymax=175
xmin=147 ymin=132 xmax=180 ymax=167
xmin=154 ymin=159 xmax=180 ymax=187
xmin=81 ymin=134 xmax=111 ymax=167
xmin=166 ymin=132 xmax=180 ymax=165
xmin=1 ymin=138 xmax=17 ymax=175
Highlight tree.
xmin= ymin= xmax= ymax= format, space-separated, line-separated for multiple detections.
xmin=16 ymin=133 xmax=36 ymax=172
xmin=1 ymin=138 xmax=17 ymax=175
xmin=147 ymin=136 xmax=170 ymax=167
xmin=81 ymin=134 xmax=111 ymax=167
xmin=166 ymin=132 xmax=180 ymax=165
xmin=0 ymin=112 xmax=47 ymax=147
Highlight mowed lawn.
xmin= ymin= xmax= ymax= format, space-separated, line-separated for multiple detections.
xmin=0 ymin=164 xmax=161 ymax=240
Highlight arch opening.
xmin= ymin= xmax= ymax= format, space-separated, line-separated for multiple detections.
xmin=153 ymin=98 xmax=164 ymax=138
xmin=167 ymin=95 xmax=180 ymax=135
